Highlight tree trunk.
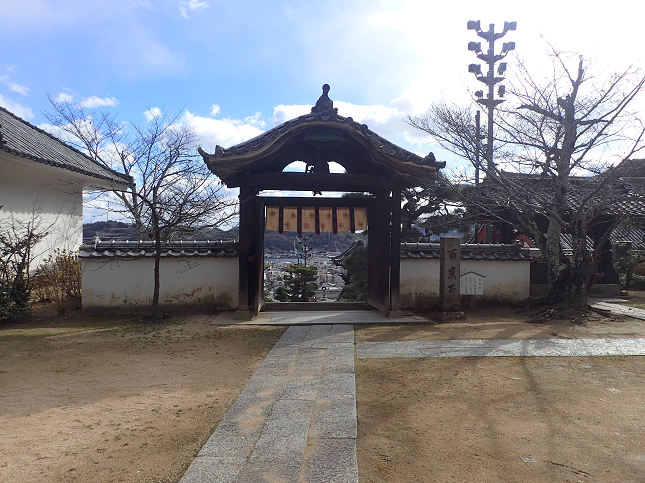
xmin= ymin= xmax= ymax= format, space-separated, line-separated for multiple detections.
xmin=150 ymin=209 xmax=161 ymax=318
xmin=545 ymin=218 xmax=565 ymax=286
xmin=546 ymin=219 xmax=593 ymax=309
xmin=548 ymin=264 xmax=588 ymax=309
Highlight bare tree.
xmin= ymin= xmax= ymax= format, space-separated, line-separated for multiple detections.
xmin=45 ymin=100 xmax=238 ymax=317
xmin=408 ymin=49 xmax=645 ymax=309
xmin=1 ymin=209 xmax=50 ymax=320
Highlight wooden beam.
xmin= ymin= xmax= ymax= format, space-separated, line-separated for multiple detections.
xmin=258 ymin=196 xmax=377 ymax=208
xmin=244 ymin=172 xmax=397 ymax=191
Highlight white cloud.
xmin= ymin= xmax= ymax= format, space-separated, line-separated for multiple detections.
xmin=38 ymin=122 xmax=73 ymax=142
xmin=55 ymin=92 xmax=74 ymax=103
xmin=0 ymin=93 xmax=34 ymax=119
xmin=130 ymin=0 xmax=153 ymax=8
xmin=181 ymin=110 xmax=264 ymax=150
xmin=79 ymin=96 xmax=119 ymax=108
xmin=283 ymin=161 xmax=307 ymax=172
xmin=8 ymin=82 xmax=29 ymax=95
xmin=0 ymin=75 xmax=29 ymax=96
xmin=143 ymin=107 xmax=162 ymax=122
xmin=334 ymin=101 xmax=398 ymax=125
xmin=271 ymin=99 xmax=431 ymax=150
xmin=244 ymin=112 xmax=266 ymax=128
xmin=336 ymin=100 xmax=431 ymax=148
xmin=271 ymin=104 xmax=311 ymax=125
xmin=179 ymin=0 xmax=209 ymax=19
xmin=185 ymin=98 xmax=429 ymax=158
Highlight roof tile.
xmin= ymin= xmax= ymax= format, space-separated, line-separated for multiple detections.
xmin=0 ymin=106 xmax=133 ymax=187
xmin=79 ymin=240 xmax=239 ymax=259
xmin=400 ymin=242 xmax=531 ymax=261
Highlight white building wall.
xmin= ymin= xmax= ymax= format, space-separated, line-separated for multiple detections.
xmin=0 ymin=155 xmax=84 ymax=269
xmin=400 ymin=259 xmax=530 ymax=308
xmin=82 ymin=257 xmax=238 ymax=313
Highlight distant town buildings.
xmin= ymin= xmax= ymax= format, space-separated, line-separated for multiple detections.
xmin=264 ymin=249 xmax=346 ymax=302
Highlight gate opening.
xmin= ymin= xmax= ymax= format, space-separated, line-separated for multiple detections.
xmin=263 ymin=204 xmax=368 ymax=304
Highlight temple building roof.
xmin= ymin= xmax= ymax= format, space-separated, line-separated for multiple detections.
xmin=199 ymin=85 xmax=445 ymax=191
xmin=0 ymin=106 xmax=133 ymax=189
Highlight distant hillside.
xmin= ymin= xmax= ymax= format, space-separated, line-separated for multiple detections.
xmin=83 ymin=221 xmax=138 ymax=241
xmin=264 ymin=230 xmax=365 ymax=253
xmin=83 ymin=222 xmax=239 ymax=242
xmin=83 ymin=222 xmax=363 ymax=251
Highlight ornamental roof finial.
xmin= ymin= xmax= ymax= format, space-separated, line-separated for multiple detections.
xmin=311 ymin=84 xmax=338 ymax=114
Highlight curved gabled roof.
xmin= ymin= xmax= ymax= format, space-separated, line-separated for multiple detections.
xmin=0 ymin=106 xmax=134 ymax=189
xmin=199 ymin=85 xmax=445 ymax=190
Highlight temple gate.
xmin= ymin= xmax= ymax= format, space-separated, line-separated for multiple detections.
xmin=199 ymin=85 xmax=444 ymax=320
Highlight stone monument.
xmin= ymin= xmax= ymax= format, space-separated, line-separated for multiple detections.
xmin=439 ymin=236 xmax=464 ymax=318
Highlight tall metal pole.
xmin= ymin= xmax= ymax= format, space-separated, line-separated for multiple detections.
xmin=475 ymin=110 xmax=481 ymax=185
xmin=467 ymin=20 xmax=516 ymax=175
xmin=474 ymin=109 xmax=481 ymax=242
xmin=485 ymin=23 xmax=495 ymax=172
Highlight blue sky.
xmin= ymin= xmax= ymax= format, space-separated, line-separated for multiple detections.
xmin=2 ymin=0 xmax=642 ymax=181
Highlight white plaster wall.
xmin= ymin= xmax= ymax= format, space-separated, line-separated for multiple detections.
xmin=400 ymin=259 xmax=530 ymax=308
xmin=0 ymin=155 xmax=84 ymax=269
xmin=82 ymin=257 xmax=239 ymax=312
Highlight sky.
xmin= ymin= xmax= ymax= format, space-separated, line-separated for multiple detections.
xmin=2 ymin=0 xmax=643 ymax=221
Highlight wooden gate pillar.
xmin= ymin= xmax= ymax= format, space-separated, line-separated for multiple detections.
xmin=390 ymin=187 xmax=402 ymax=315
xmin=368 ymin=190 xmax=392 ymax=316
xmin=235 ymin=185 xmax=261 ymax=321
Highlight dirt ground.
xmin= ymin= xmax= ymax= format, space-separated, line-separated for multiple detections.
xmin=4 ymin=299 xmax=645 ymax=483
xmin=0 ymin=306 xmax=284 ymax=483
xmin=355 ymin=305 xmax=645 ymax=483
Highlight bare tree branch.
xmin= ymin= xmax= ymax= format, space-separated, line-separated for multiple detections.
xmin=44 ymin=100 xmax=238 ymax=317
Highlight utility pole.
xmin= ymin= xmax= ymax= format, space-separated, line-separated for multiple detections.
xmin=474 ymin=109 xmax=481 ymax=242
xmin=467 ymin=20 xmax=516 ymax=173
xmin=475 ymin=110 xmax=481 ymax=185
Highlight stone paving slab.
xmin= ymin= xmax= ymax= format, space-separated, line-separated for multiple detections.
xmin=197 ymin=375 xmax=284 ymax=459
xmin=254 ymin=350 xmax=298 ymax=376
xmin=318 ymin=373 xmax=356 ymax=400
xmin=273 ymin=325 xmax=311 ymax=347
xmin=291 ymin=348 xmax=327 ymax=376
xmin=180 ymin=324 xmax=358 ymax=483
xmin=180 ymin=457 xmax=246 ymax=483
xmin=301 ymin=324 xmax=333 ymax=348
xmin=280 ymin=375 xmax=320 ymax=401
xmin=301 ymin=438 xmax=359 ymax=483
xmin=240 ymin=310 xmax=426 ymax=325
xmin=356 ymin=337 xmax=645 ymax=359
xmin=591 ymin=301 xmax=645 ymax=320
xmin=309 ymin=398 xmax=357 ymax=439
xmin=238 ymin=399 xmax=314 ymax=483
xmin=331 ymin=324 xmax=356 ymax=340
xmin=324 ymin=345 xmax=355 ymax=374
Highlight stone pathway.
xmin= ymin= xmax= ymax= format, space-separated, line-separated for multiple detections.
xmin=590 ymin=300 xmax=645 ymax=320
xmin=182 ymin=311 xmax=645 ymax=483
xmin=356 ymin=337 xmax=645 ymax=359
xmin=180 ymin=324 xmax=358 ymax=483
